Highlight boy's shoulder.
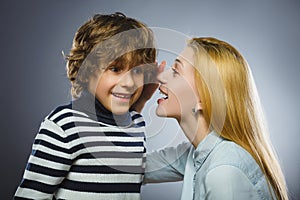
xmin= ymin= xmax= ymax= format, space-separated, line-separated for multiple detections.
xmin=129 ymin=110 xmax=143 ymax=119
xmin=46 ymin=102 xmax=89 ymax=123
xmin=129 ymin=110 xmax=145 ymax=127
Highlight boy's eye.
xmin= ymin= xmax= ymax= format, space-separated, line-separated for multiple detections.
xmin=109 ymin=66 xmax=122 ymax=73
xmin=132 ymin=67 xmax=144 ymax=75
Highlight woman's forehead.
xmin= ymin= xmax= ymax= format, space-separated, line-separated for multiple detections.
xmin=177 ymin=47 xmax=194 ymax=66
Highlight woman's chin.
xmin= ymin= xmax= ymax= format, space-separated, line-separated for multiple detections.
xmin=155 ymin=106 xmax=168 ymax=117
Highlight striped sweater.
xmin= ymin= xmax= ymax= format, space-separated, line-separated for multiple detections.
xmin=14 ymin=91 xmax=146 ymax=200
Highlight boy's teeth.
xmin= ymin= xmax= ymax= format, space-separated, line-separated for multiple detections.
xmin=114 ymin=93 xmax=131 ymax=98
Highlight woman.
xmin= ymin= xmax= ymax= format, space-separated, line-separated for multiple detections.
xmin=142 ymin=37 xmax=288 ymax=199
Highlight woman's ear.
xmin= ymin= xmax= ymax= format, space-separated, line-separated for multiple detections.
xmin=195 ymin=102 xmax=203 ymax=111
xmin=192 ymin=102 xmax=203 ymax=114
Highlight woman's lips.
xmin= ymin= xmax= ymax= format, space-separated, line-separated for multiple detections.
xmin=157 ymin=98 xmax=166 ymax=104
xmin=157 ymin=87 xmax=168 ymax=104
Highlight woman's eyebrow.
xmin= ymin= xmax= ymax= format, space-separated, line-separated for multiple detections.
xmin=175 ymin=58 xmax=184 ymax=67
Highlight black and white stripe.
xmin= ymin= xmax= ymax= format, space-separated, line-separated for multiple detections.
xmin=14 ymin=105 xmax=146 ymax=200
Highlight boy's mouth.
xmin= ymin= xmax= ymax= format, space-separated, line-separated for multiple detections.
xmin=157 ymin=87 xmax=168 ymax=104
xmin=112 ymin=92 xmax=133 ymax=100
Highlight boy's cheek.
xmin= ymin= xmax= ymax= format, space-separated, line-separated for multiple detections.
xmin=131 ymin=87 xmax=144 ymax=104
xmin=144 ymin=64 xmax=158 ymax=84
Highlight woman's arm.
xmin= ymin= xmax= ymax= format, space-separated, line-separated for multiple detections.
xmin=144 ymin=142 xmax=191 ymax=183
xmin=131 ymin=61 xmax=166 ymax=113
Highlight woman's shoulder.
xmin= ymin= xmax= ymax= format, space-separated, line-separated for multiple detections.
xmin=211 ymin=140 xmax=256 ymax=165
xmin=202 ymin=140 xmax=272 ymax=199
xmin=206 ymin=140 xmax=264 ymax=184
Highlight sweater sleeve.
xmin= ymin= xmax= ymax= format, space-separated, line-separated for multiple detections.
xmin=14 ymin=118 xmax=74 ymax=200
xmin=143 ymin=142 xmax=190 ymax=183
xmin=204 ymin=165 xmax=260 ymax=200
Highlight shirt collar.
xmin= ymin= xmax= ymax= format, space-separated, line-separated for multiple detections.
xmin=72 ymin=90 xmax=132 ymax=127
xmin=193 ymin=131 xmax=224 ymax=169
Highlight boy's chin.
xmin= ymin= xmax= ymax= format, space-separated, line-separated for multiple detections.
xmin=110 ymin=106 xmax=130 ymax=115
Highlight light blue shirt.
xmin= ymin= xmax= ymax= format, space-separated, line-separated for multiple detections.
xmin=144 ymin=131 xmax=274 ymax=200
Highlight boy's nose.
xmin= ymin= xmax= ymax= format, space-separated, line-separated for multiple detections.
xmin=120 ymin=71 xmax=135 ymax=88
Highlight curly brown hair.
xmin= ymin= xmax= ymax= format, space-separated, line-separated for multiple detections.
xmin=66 ymin=12 xmax=156 ymax=98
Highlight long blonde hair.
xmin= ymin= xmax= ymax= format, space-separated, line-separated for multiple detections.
xmin=188 ymin=37 xmax=288 ymax=200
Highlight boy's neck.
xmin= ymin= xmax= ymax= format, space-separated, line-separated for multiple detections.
xmin=73 ymin=90 xmax=132 ymax=127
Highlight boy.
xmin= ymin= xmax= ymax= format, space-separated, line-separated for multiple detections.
xmin=14 ymin=12 xmax=156 ymax=200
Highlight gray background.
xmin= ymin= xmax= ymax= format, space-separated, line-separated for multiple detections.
xmin=1 ymin=0 xmax=299 ymax=199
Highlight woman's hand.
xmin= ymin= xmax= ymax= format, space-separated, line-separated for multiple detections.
xmin=131 ymin=61 xmax=166 ymax=113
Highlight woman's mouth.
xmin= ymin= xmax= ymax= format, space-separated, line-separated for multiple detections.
xmin=157 ymin=87 xmax=168 ymax=104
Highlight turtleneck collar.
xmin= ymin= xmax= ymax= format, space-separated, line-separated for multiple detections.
xmin=72 ymin=90 xmax=132 ymax=127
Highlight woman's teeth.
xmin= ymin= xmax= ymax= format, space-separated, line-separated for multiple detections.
xmin=159 ymin=91 xmax=168 ymax=99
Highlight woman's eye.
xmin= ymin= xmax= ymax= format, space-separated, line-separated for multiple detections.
xmin=171 ymin=67 xmax=179 ymax=76
xmin=132 ymin=67 xmax=144 ymax=75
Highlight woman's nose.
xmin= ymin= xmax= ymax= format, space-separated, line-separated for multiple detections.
xmin=157 ymin=68 xmax=170 ymax=84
